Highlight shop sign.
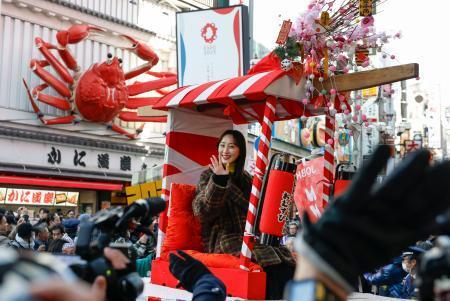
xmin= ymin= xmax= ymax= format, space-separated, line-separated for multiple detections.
xmin=1 ymin=188 xmax=78 ymax=206
xmin=0 ymin=138 xmax=148 ymax=176
xmin=54 ymin=191 xmax=79 ymax=207
xmin=362 ymin=86 xmax=378 ymax=98
xmin=273 ymin=119 xmax=301 ymax=146
xmin=0 ymin=188 xmax=6 ymax=203
xmin=405 ymin=140 xmax=422 ymax=153
xmin=126 ymin=180 xmax=162 ymax=204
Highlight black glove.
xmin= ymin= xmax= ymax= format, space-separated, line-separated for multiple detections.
xmin=169 ymin=250 xmax=212 ymax=292
xmin=298 ymin=146 xmax=450 ymax=292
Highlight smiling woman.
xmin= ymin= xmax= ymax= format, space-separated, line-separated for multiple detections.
xmin=192 ymin=129 xmax=295 ymax=299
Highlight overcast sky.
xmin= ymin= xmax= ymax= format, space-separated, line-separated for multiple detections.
xmin=252 ymin=0 xmax=450 ymax=100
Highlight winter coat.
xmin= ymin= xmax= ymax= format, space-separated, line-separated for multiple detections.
xmin=401 ymin=274 xmax=418 ymax=299
xmin=192 ymin=169 xmax=295 ymax=268
xmin=9 ymin=234 xmax=35 ymax=250
xmin=0 ymin=235 xmax=10 ymax=247
xmin=363 ymin=258 xmax=405 ymax=298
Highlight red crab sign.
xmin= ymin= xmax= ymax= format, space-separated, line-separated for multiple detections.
xmin=23 ymin=25 xmax=176 ymax=139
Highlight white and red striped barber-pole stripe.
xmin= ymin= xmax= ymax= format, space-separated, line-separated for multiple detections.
xmin=323 ymin=95 xmax=336 ymax=207
xmin=239 ymin=96 xmax=277 ymax=270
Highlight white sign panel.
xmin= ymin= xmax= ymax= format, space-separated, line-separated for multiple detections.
xmin=0 ymin=138 xmax=149 ymax=175
xmin=176 ymin=6 xmax=248 ymax=86
xmin=2 ymin=188 xmax=79 ymax=206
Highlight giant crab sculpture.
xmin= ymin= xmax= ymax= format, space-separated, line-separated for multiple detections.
xmin=23 ymin=24 xmax=176 ymax=139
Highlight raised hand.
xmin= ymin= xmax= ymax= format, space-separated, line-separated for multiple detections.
xmin=209 ymin=155 xmax=228 ymax=176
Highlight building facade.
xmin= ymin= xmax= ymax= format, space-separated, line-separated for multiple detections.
xmin=0 ymin=0 xmax=211 ymax=215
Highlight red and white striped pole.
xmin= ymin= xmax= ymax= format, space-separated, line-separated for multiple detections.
xmin=239 ymin=95 xmax=277 ymax=270
xmin=323 ymin=91 xmax=336 ymax=207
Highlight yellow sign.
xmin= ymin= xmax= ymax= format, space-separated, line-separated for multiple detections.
xmin=362 ymin=86 xmax=378 ymax=98
xmin=359 ymin=0 xmax=373 ymax=16
xmin=126 ymin=180 xmax=162 ymax=204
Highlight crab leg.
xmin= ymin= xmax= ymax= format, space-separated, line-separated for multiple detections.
xmin=30 ymin=84 xmax=71 ymax=111
xmin=55 ymin=25 xmax=105 ymax=71
xmin=125 ymin=97 xmax=160 ymax=109
xmin=109 ymin=123 xmax=144 ymax=140
xmin=35 ymin=38 xmax=74 ymax=84
xmin=121 ymin=35 xmax=159 ymax=80
xmin=30 ymin=60 xmax=71 ymax=98
xmin=146 ymin=71 xmax=177 ymax=95
xmin=23 ymin=79 xmax=75 ymax=125
xmin=118 ymin=111 xmax=167 ymax=122
xmin=127 ymin=76 xmax=177 ymax=96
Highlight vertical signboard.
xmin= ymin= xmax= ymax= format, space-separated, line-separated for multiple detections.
xmin=176 ymin=5 xmax=249 ymax=86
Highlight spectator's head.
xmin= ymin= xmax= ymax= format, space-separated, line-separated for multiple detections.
xmin=401 ymin=242 xmax=433 ymax=275
xmin=0 ymin=213 xmax=10 ymax=235
xmin=78 ymin=213 xmax=90 ymax=225
xmin=33 ymin=225 xmax=49 ymax=242
xmin=5 ymin=214 xmax=16 ymax=226
xmin=17 ymin=222 xmax=33 ymax=241
xmin=50 ymin=224 xmax=65 ymax=240
xmin=0 ymin=207 xmax=6 ymax=215
xmin=38 ymin=208 xmax=50 ymax=220
xmin=67 ymin=210 xmax=76 ymax=219
xmin=48 ymin=212 xmax=61 ymax=227
xmin=288 ymin=222 xmax=299 ymax=236
xmin=62 ymin=218 xmax=79 ymax=239
xmin=17 ymin=206 xmax=28 ymax=216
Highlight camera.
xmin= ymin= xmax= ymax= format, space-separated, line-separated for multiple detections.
xmin=73 ymin=197 xmax=166 ymax=301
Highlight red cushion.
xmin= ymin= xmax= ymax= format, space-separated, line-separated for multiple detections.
xmin=183 ymin=250 xmax=263 ymax=272
xmin=160 ymin=183 xmax=203 ymax=260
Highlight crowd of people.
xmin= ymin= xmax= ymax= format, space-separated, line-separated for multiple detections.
xmin=280 ymin=216 xmax=437 ymax=299
xmin=0 ymin=129 xmax=449 ymax=301
xmin=0 ymin=206 xmax=158 ymax=277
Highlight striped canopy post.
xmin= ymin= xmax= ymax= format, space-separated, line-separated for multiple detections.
xmin=322 ymin=93 xmax=336 ymax=207
xmin=239 ymin=95 xmax=277 ymax=270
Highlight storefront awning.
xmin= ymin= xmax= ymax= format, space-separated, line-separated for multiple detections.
xmin=0 ymin=175 xmax=123 ymax=191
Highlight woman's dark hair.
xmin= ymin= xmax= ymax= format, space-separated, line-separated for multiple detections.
xmin=50 ymin=224 xmax=65 ymax=234
xmin=217 ymin=130 xmax=247 ymax=178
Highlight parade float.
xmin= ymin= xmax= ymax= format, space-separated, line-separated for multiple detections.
xmin=146 ymin=0 xmax=419 ymax=299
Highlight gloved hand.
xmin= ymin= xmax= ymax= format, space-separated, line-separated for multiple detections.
xmin=169 ymin=250 xmax=212 ymax=292
xmin=297 ymin=146 xmax=450 ymax=292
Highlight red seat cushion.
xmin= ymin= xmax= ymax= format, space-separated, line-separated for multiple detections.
xmin=160 ymin=183 xmax=203 ymax=260
xmin=183 ymin=250 xmax=263 ymax=272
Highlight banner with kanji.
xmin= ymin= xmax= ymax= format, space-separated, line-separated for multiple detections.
xmin=293 ymin=157 xmax=324 ymax=223
xmin=2 ymin=188 xmax=78 ymax=206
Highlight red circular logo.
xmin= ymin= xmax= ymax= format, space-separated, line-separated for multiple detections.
xmin=201 ymin=23 xmax=218 ymax=44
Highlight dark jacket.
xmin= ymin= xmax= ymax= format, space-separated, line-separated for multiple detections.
xmin=363 ymin=258 xmax=405 ymax=298
xmin=401 ymin=274 xmax=417 ymax=299
xmin=192 ymin=274 xmax=226 ymax=301
xmin=192 ymin=169 xmax=295 ymax=267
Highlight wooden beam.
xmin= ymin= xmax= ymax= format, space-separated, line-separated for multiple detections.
xmin=315 ymin=63 xmax=419 ymax=92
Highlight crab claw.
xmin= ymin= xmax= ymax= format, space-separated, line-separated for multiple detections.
xmin=121 ymin=34 xmax=159 ymax=65
xmin=56 ymin=25 xmax=105 ymax=47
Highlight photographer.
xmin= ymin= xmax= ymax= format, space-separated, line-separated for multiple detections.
xmin=0 ymin=247 xmax=128 ymax=301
